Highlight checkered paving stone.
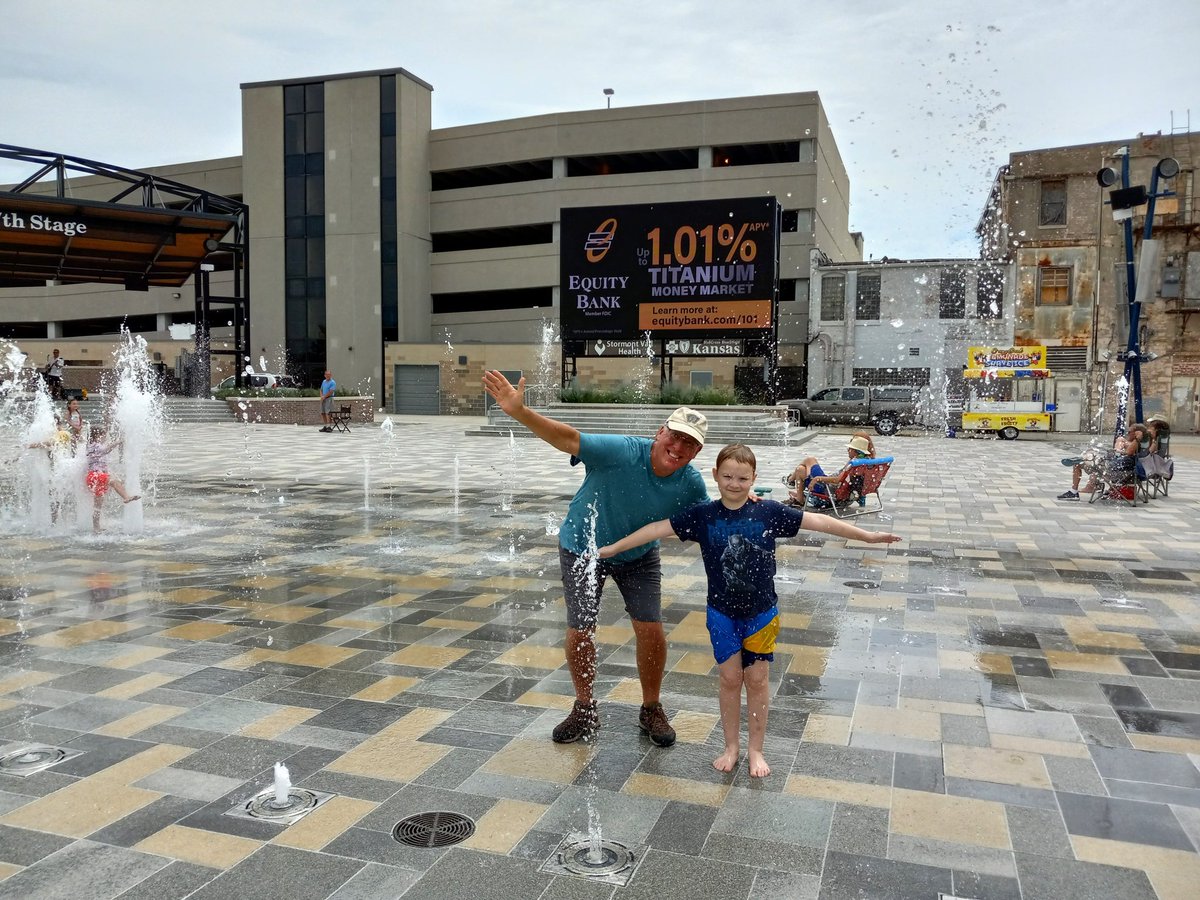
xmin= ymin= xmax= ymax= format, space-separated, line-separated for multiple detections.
xmin=0 ymin=420 xmax=1198 ymax=899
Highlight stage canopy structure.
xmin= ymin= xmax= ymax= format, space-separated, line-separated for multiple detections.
xmin=0 ymin=144 xmax=250 ymax=388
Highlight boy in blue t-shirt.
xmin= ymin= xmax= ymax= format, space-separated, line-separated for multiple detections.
xmin=600 ymin=443 xmax=900 ymax=778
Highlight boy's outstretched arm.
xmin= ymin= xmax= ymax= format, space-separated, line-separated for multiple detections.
xmin=598 ymin=519 xmax=675 ymax=558
xmin=482 ymin=370 xmax=580 ymax=456
xmin=801 ymin=512 xmax=901 ymax=545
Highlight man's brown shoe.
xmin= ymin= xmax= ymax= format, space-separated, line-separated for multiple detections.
xmin=639 ymin=702 xmax=676 ymax=747
xmin=552 ymin=700 xmax=599 ymax=743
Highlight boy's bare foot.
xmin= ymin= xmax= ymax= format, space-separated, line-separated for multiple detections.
xmin=713 ymin=747 xmax=739 ymax=773
xmin=748 ymin=750 xmax=770 ymax=778
xmin=123 ymin=495 xmax=140 ymax=504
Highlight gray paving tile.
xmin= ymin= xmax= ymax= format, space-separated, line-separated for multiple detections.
xmin=325 ymin=863 xmax=420 ymax=900
xmin=621 ymin=847 xmax=756 ymax=900
xmin=112 ymin=862 xmax=218 ymax=900
xmin=536 ymin=785 xmax=666 ymax=848
xmin=0 ymin=824 xmax=73 ymax=866
xmin=887 ymin=834 xmax=1016 ymax=878
xmin=1057 ymin=791 xmax=1195 ymax=850
xmin=819 ymin=850 xmax=952 ymax=900
xmin=185 ymin=846 xmax=363 ymax=900
xmin=0 ymin=840 xmax=167 ymax=900
xmin=1013 ymin=852 xmax=1157 ymax=900
xmin=1005 ymin=805 xmax=1073 ymax=860
xmin=828 ymin=802 xmax=889 ymax=858
xmin=711 ymin=787 xmax=833 ymax=849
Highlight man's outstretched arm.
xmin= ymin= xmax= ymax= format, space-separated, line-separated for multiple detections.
xmin=482 ymin=370 xmax=580 ymax=456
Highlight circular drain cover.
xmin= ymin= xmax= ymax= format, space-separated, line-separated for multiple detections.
xmin=558 ymin=838 xmax=635 ymax=877
xmin=0 ymin=746 xmax=67 ymax=773
xmin=844 ymin=580 xmax=879 ymax=589
xmin=393 ymin=811 xmax=476 ymax=848
xmin=246 ymin=789 xmax=321 ymax=820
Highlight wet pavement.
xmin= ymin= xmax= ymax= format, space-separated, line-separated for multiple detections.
xmin=0 ymin=419 xmax=1198 ymax=900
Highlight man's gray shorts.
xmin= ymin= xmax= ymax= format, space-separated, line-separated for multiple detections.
xmin=321 ymin=397 xmax=334 ymax=414
xmin=559 ymin=545 xmax=662 ymax=630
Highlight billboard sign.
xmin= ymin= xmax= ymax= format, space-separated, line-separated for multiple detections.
xmin=560 ymin=197 xmax=779 ymax=341
xmin=582 ymin=338 xmax=745 ymax=357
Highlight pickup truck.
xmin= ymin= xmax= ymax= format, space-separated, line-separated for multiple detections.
xmin=781 ymin=385 xmax=922 ymax=436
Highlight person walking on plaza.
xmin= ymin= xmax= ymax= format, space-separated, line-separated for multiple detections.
xmin=45 ymin=349 xmax=66 ymax=400
xmin=482 ymin=369 xmax=709 ymax=747
xmin=318 ymin=369 xmax=336 ymax=432
xmin=600 ymin=443 xmax=901 ymax=777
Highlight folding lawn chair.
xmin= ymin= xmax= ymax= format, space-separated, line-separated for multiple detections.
xmin=331 ymin=405 xmax=352 ymax=433
xmin=1140 ymin=432 xmax=1173 ymax=499
xmin=806 ymin=456 xmax=893 ymax=518
xmin=1087 ymin=451 xmax=1138 ymax=506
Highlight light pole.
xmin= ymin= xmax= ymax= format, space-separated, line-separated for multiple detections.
xmin=1096 ymin=150 xmax=1178 ymax=434
xmin=603 ymin=88 xmax=614 ymax=109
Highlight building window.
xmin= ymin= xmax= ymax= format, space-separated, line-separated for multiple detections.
xmin=939 ymin=269 xmax=966 ymax=319
xmin=1040 ymin=180 xmax=1067 ymax=226
xmin=977 ymin=266 xmax=1004 ymax=319
xmin=1038 ymin=266 xmax=1072 ymax=305
xmin=781 ymin=209 xmax=814 ymax=234
xmin=820 ymin=274 xmax=845 ymax=321
xmin=690 ymin=371 xmax=713 ymax=388
xmin=855 ymin=273 xmax=881 ymax=320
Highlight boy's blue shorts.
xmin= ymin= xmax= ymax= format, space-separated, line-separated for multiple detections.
xmin=706 ymin=605 xmax=780 ymax=668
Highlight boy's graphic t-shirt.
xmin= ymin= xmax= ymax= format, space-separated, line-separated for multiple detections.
xmin=670 ymin=499 xmax=804 ymax=618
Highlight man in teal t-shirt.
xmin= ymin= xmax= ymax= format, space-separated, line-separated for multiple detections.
xmin=483 ymin=370 xmax=708 ymax=748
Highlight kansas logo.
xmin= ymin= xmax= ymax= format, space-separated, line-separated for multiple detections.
xmin=585 ymin=217 xmax=618 ymax=263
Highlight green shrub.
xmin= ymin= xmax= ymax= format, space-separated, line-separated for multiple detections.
xmin=558 ymin=383 xmax=737 ymax=405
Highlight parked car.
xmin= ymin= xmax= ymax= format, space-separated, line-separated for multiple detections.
xmin=212 ymin=373 xmax=296 ymax=392
xmin=782 ymin=385 xmax=923 ymax=436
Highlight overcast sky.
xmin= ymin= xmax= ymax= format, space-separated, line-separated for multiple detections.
xmin=2 ymin=0 xmax=1197 ymax=259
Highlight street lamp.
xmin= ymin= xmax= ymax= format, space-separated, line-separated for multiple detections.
xmin=1096 ymin=150 xmax=1178 ymax=432
xmin=603 ymin=88 xmax=614 ymax=109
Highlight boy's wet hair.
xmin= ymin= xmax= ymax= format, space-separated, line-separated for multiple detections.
xmin=716 ymin=443 xmax=756 ymax=472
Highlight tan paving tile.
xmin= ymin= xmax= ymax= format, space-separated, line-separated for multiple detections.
xmin=853 ymin=705 xmax=941 ymax=741
xmin=943 ymin=744 xmax=1052 ymax=789
xmin=353 ymin=675 xmax=419 ymax=702
xmin=462 ymin=799 xmax=548 ymax=853
xmin=1 ymin=782 xmax=160 ymax=837
xmin=240 ymin=706 xmax=318 ymax=739
xmin=890 ymin=788 xmax=1011 ymax=850
xmin=990 ymin=732 xmax=1089 ymax=759
xmin=803 ymin=714 xmax=851 ymax=746
xmin=975 ymin=653 xmax=1015 ymax=676
xmin=1043 ymin=650 xmax=1128 ymax=675
xmin=493 ymin=644 xmax=565 ymax=670
xmin=136 ymin=825 xmax=262 ymax=868
xmin=483 ymin=738 xmax=592 ymax=784
xmin=594 ymin=624 xmax=635 ymax=645
xmin=94 ymin=704 xmax=185 ymax=739
xmin=671 ymin=651 xmax=715 ymax=675
xmin=670 ymin=710 xmax=719 ymax=744
xmin=160 ymin=621 xmax=239 ymax=641
xmin=271 ymin=795 xmax=377 ymax=851
xmin=604 ymin=678 xmax=643 ymax=704
xmin=1072 ymin=835 xmax=1200 ymax=900
xmin=324 ymin=708 xmax=452 ymax=781
xmin=1128 ymin=733 xmax=1200 ymax=755
xmin=787 ymin=646 xmax=830 ymax=676
xmin=0 ymin=861 xmax=20 ymax=882
xmin=383 ymin=645 xmax=469 ymax=668
xmin=0 ymin=670 xmax=57 ymax=694
xmin=626 ymin=773 xmax=730 ymax=807
xmin=96 ymin=673 xmax=176 ymax=700
xmin=515 ymin=691 xmax=575 ymax=711
xmin=899 ymin=697 xmax=984 ymax=718
xmin=161 ymin=588 xmax=225 ymax=604
xmin=937 ymin=649 xmax=978 ymax=671
xmin=27 ymin=620 xmax=141 ymax=648
xmin=103 ymin=645 xmax=173 ymax=669
xmin=785 ymin=775 xmax=893 ymax=809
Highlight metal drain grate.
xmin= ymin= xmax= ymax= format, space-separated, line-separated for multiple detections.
xmin=393 ymin=811 xmax=476 ymax=848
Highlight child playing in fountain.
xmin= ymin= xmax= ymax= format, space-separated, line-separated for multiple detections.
xmin=85 ymin=425 xmax=140 ymax=531
xmin=599 ymin=443 xmax=901 ymax=777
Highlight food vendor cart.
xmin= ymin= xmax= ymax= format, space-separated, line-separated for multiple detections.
xmin=960 ymin=345 xmax=1052 ymax=440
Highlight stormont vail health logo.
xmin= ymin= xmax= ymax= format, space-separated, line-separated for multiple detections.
xmin=584 ymin=217 xmax=617 ymax=263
